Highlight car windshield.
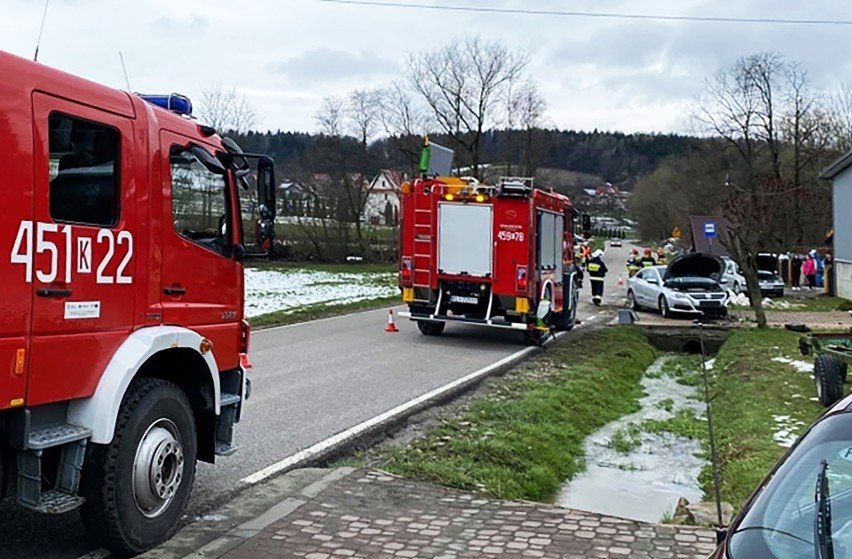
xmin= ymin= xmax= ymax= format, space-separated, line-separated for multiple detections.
xmin=728 ymin=412 xmax=852 ymax=559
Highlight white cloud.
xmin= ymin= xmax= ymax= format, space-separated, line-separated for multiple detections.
xmin=1 ymin=0 xmax=848 ymax=134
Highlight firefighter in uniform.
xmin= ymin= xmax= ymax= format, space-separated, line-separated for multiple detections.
xmin=656 ymin=247 xmax=668 ymax=265
xmin=626 ymin=249 xmax=641 ymax=277
xmin=640 ymin=248 xmax=657 ymax=268
xmin=587 ymin=249 xmax=608 ymax=306
xmin=580 ymin=242 xmax=591 ymax=270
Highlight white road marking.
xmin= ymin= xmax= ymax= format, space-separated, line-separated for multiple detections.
xmin=240 ymin=329 xmax=576 ymax=486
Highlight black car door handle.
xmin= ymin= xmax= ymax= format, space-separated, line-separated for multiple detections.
xmin=163 ymin=286 xmax=187 ymax=296
xmin=37 ymin=288 xmax=73 ymax=298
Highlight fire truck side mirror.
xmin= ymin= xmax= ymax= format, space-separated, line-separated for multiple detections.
xmin=257 ymin=158 xmax=277 ymax=220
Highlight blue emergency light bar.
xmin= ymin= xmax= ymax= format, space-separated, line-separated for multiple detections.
xmin=137 ymin=93 xmax=193 ymax=116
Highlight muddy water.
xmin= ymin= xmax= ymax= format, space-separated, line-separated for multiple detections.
xmin=554 ymin=356 xmax=709 ymax=522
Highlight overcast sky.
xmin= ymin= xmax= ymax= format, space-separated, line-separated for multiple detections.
xmin=3 ymin=0 xmax=851 ymax=136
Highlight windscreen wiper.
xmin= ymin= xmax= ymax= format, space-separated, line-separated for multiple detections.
xmin=815 ymin=459 xmax=834 ymax=559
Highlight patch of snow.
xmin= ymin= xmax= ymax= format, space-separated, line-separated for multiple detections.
xmin=772 ymin=414 xmax=807 ymax=448
xmin=703 ymin=358 xmax=716 ymax=371
xmin=244 ymin=268 xmax=396 ymax=318
xmin=772 ymin=356 xmax=813 ymax=374
xmin=729 ymin=292 xmax=750 ymax=307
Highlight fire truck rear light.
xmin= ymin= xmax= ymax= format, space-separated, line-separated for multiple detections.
xmin=402 ymin=257 xmax=413 ymax=283
xmin=445 ymin=194 xmax=455 ymax=201
xmin=10 ymin=398 xmax=24 ymax=408
xmin=475 ymin=194 xmax=486 ymax=203
xmin=517 ymin=266 xmax=528 ymax=291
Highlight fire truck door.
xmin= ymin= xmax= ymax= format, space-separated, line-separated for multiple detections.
xmin=159 ymin=131 xmax=241 ymax=371
xmin=26 ymin=93 xmax=137 ymax=406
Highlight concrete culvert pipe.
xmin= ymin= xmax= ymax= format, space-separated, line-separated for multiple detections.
xmin=682 ymin=339 xmax=702 ymax=355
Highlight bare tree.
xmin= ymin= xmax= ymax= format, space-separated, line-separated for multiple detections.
xmin=510 ymin=79 xmax=549 ymax=176
xmin=691 ymin=52 xmax=834 ymax=327
xmin=197 ymin=84 xmax=258 ymax=134
xmin=379 ymin=80 xmax=431 ymax=172
xmin=406 ymin=36 xmax=530 ymax=178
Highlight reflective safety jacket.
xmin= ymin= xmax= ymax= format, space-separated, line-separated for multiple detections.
xmin=640 ymin=256 xmax=657 ymax=267
xmin=587 ymin=257 xmax=608 ymax=281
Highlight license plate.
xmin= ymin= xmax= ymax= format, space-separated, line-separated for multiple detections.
xmin=450 ymin=295 xmax=478 ymax=305
xmin=699 ymin=301 xmax=720 ymax=307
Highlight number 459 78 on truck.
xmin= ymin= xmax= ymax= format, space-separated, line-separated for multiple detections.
xmin=0 ymin=49 xmax=276 ymax=555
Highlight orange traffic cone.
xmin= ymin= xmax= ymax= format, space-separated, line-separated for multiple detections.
xmin=385 ymin=309 xmax=399 ymax=333
xmin=618 ymin=275 xmax=624 ymax=287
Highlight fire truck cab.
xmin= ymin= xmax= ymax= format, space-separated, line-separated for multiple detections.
xmin=398 ymin=142 xmax=580 ymax=345
xmin=0 ymin=49 xmax=276 ymax=555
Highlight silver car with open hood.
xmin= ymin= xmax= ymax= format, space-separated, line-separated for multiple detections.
xmin=627 ymin=252 xmax=730 ymax=318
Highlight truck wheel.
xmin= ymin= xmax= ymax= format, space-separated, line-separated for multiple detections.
xmin=554 ymin=288 xmax=579 ymax=332
xmin=80 ymin=378 xmax=197 ymax=555
xmin=417 ymin=320 xmax=445 ymax=336
xmin=814 ymin=355 xmax=844 ymax=407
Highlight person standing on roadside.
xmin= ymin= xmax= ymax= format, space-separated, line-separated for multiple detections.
xmin=803 ymin=250 xmax=817 ymax=290
xmin=640 ymin=248 xmax=657 ymax=268
xmin=791 ymin=253 xmax=803 ymax=291
xmin=587 ymin=249 xmax=608 ymax=306
xmin=626 ymin=249 xmax=641 ymax=277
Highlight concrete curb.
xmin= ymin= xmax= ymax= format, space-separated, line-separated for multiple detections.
xmin=239 ymin=329 xmax=569 ymax=487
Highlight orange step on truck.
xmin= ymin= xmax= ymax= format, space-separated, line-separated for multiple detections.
xmin=0 ymin=49 xmax=276 ymax=555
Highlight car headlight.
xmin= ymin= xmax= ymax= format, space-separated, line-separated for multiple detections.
xmin=674 ymin=293 xmax=690 ymax=300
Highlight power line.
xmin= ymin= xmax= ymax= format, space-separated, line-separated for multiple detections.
xmin=315 ymin=0 xmax=852 ymax=26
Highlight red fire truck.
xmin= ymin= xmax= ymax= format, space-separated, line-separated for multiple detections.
xmin=0 ymin=49 xmax=276 ymax=555
xmin=398 ymin=143 xmax=581 ymax=345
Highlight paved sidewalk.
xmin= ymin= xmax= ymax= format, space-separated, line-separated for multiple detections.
xmin=179 ymin=468 xmax=718 ymax=559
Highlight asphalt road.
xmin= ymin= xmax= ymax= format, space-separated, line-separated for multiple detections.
xmin=0 ymin=243 xmax=630 ymax=558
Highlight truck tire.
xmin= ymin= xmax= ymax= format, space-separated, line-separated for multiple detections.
xmin=417 ymin=320 xmax=445 ymax=336
xmin=814 ymin=355 xmax=844 ymax=407
xmin=554 ymin=284 xmax=579 ymax=331
xmin=80 ymin=378 xmax=197 ymax=555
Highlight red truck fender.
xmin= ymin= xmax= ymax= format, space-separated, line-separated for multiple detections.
xmin=67 ymin=325 xmax=221 ymax=444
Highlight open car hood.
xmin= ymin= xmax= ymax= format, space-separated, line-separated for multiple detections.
xmin=663 ymin=252 xmax=725 ymax=282
xmin=757 ymin=253 xmax=779 ymax=272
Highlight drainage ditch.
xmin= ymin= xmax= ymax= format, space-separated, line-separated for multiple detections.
xmin=554 ymin=326 xmax=730 ymax=523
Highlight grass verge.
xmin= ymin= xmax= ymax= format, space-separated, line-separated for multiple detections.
xmin=644 ymin=329 xmax=824 ymax=511
xmin=367 ymin=326 xmax=658 ymax=502
xmin=248 ymin=295 xmax=400 ymax=329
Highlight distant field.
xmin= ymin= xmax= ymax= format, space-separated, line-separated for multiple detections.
xmin=244 ymin=263 xmax=398 ymax=328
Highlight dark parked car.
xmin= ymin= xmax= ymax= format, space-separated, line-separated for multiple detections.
xmin=707 ymin=393 xmax=852 ymax=558
xmin=757 ymin=254 xmax=785 ymax=298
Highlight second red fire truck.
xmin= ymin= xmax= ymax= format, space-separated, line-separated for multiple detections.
xmin=398 ymin=141 xmax=581 ymax=345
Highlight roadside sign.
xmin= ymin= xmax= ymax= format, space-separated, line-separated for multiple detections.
xmin=672 ymin=226 xmax=681 ymax=239
xmin=704 ymin=222 xmax=717 ymax=238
